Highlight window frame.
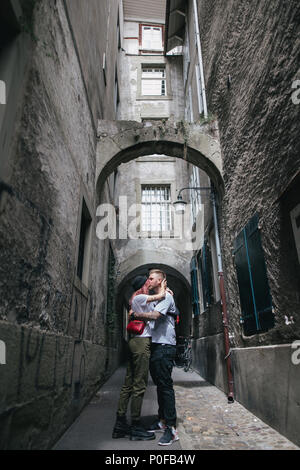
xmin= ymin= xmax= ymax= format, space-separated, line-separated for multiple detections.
xmin=0 ymin=0 xmax=31 ymax=180
xmin=197 ymin=241 xmax=214 ymax=311
xmin=190 ymin=256 xmax=201 ymax=317
xmin=139 ymin=24 xmax=164 ymax=54
xmin=189 ymin=166 xmax=202 ymax=225
xmin=74 ymin=188 xmax=94 ymax=293
xmin=136 ymin=60 xmax=173 ymax=101
xmin=141 ymin=184 xmax=172 ymax=234
xmin=141 ymin=65 xmax=167 ymax=97
xmin=135 ymin=180 xmax=176 ymax=238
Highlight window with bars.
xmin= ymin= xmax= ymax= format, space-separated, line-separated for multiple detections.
xmin=141 ymin=25 xmax=163 ymax=51
xmin=141 ymin=185 xmax=172 ymax=232
xmin=141 ymin=66 xmax=166 ymax=96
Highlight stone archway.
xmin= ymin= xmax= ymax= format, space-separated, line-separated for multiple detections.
xmin=116 ymin=249 xmax=191 ymax=290
xmin=96 ymin=120 xmax=223 ymax=197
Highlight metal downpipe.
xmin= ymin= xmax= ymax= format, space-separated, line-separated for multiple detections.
xmin=211 ymin=191 xmax=234 ymax=403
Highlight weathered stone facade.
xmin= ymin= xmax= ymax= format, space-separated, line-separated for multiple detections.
xmin=193 ymin=0 xmax=300 ymax=445
xmin=0 ymin=0 xmax=122 ymax=449
xmin=197 ymin=0 xmax=300 ymax=346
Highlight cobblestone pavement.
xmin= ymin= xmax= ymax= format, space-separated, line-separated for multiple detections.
xmin=54 ymin=366 xmax=299 ymax=451
xmin=174 ymin=368 xmax=299 ymax=450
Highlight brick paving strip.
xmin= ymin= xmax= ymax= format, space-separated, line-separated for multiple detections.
xmin=174 ymin=369 xmax=299 ymax=450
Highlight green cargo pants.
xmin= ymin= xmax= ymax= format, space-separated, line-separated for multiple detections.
xmin=117 ymin=336 xmax=151 ymax=423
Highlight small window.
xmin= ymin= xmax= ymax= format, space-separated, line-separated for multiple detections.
xmin=142 ymin=25 xmax=163 ymax=51
xmin=195 ymin=63 xmax=204 ymax=115
xmin=77 ymin=199 xmax=92 ymax=286
xmin=190 ymin=256 xmax=200 ymax=316
xmin=141 ymin=185 xmax=172 ymax=232
xmin=0 ymin=1 xmax=21 ymax=141
xmin=117 ymin=12 xmax=121 ymax=50
xmin=189 ymin=167 xmax=201 ymax=224
xmin=0 ymin=80 xmax=5 ymax=105
xmin=0 ymin=1 xmax=20 ymax=53
xmin=114 ymin=71 xmax=120 ymax=115
xmin=209 ymin=230 xmax=221 ymax=302
xmin=141 ymin=66 xmax=166 ymax=96
xmin=106 ymin=244 xmax=117 ymax=345
xmin=197 ymin=241 xmax=214 ymax=310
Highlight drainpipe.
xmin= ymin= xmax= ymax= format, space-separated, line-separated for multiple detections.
xmin=192 ymin=0 xmax=208 ymax=118
xmin=211 ymin=190 xmax=234 ymax=403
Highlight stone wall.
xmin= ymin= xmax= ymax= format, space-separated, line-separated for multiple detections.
xmin=197 ymin=0 xmax=300 ymax=347
xmin=0 ymin=0 xmax=121 ymax=449
xmin=195 ymin=0 xmax=300 ymax=445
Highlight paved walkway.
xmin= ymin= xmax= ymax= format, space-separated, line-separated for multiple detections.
xmin=53 ymin=366 xmax=298 ymax=451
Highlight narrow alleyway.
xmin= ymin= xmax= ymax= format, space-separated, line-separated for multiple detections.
xmin=53 ymin=367 xmax=298 ymax=451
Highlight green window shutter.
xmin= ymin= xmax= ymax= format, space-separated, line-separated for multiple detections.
xmin=190 ymin=256 xmax=200 ymax=316
xmin=197 ymin=241 xmax=213 ymax=309
xmin=233 ymin=214 xmax=274 ymax=336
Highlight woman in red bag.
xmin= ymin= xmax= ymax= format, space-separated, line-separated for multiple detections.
xmin=112 ymin=274 xmax=167 ymax=441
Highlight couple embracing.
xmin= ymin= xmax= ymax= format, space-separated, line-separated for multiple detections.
xmin=112 ymin=269 xmax=179 ymax=446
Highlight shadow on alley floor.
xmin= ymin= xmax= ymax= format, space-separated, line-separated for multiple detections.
xmin=53 ymin=367 xmax=299 ymax=451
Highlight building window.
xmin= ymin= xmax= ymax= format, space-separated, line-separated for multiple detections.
xmin=190 ymin=256 xmax=200 ymax=316
xmin=141 ymin=185 xmax=172 ymax=232
xmin=209 ymin=229 xmax=221 ymax=302
xmin=0 ymin=1 xmax=20 ymax=52
xmin=233 ymin=214 xmax=274 ymax=336
xmin=114 ymin=70 xmax=120 ymax=115
xmin=77 ymin=199 xmax=92 ymax=287
xmin=106 ymin=244 xmax=116 ymax=328
xmin=189 ymin=166 xmax=201 ymax=224
xmin=195 ymin=63 xmax=204 ymax=115
xmin=183 ymin=23 xmax=190 ymax=86
xmin=197 ymin=241 xmax=214 ymax=310
xmin=141 ymin=25 xmax=163 ymax=52
xmin=117 ymin=12 xmax=121 ymax=50
xmin=0 ymin=0 xmax=22 ymax=169
xmin=141 ymin=66 xmax=166 ymax=96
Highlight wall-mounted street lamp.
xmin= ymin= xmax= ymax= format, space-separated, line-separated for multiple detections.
xmin=173 ymin=186 xmax=234 ymax=403
xmin=173 ymin=187 xmax=211 ymax=214
xmin=172 ymin=194 xmax=187 ymax=214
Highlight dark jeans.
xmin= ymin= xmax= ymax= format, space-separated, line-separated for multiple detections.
xmin=149 ymin=343 xmax=177 ymax=427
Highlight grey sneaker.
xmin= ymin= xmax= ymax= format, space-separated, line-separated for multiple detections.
xmin=158 ymin=426 xmax=179 ymax=446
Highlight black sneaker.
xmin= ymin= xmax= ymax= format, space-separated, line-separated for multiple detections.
xmin=112 ymin=416 xmax=131 ymax=439
xmin=158 ymin=426 xmax=179 ymax=446
xmin=130 ymin=425 xmax=156 ymax=441
xmin=148 ymin=420 xmax=167 ymax=432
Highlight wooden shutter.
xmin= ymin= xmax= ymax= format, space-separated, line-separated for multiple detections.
xmin=198 ymin=240 xmax=213 ymax=309
xmin=233 ymin=214 xmax=274 ymax=336
xmin=190 ymin=256 xmax=200 ymax=316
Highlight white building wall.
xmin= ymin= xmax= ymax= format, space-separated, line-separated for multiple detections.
xmin=114 ymin=17 xmax=193 ymax=275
